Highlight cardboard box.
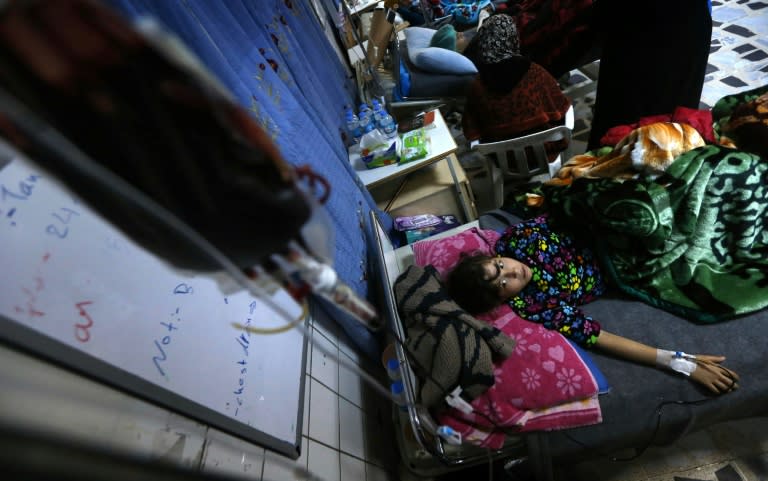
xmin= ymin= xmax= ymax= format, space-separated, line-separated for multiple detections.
xmin=343 ymin=12 xmax=366 ymax=49
xmin=365 ymin=6 xmax=393 ymax=69
xmin=369 ymin=154 xmax=478 ymax=223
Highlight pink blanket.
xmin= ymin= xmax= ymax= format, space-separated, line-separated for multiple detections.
xmin=435 ymin=305 xmax=602 ymax=448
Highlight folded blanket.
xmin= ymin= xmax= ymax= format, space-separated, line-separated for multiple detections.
xmin=394 ymin=264 xmax=516 ymax=409
xmin=548 ymin=122 xmax=705 ymax=186
xmin=599 ymin=106 xmax=716 ymax=147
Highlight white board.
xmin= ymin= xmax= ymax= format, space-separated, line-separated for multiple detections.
xmin=0 ymin=140 xmax=307 ymax=458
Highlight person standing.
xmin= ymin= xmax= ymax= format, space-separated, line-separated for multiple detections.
xmin=587 ymin=1 xmax=713 ymax=150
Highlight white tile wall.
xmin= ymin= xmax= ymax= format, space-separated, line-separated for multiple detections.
xmin=0 ymin=309 xmax=401 ymax=481
xmin=338 ymin=351 xmax=365 ymax=408
xmin=201 ymin=429 xmax=266 ymax=479
xmin=339 ymin=398 xmax=366 ymax=459
xmin=340 ymin=453 xmax=367 ymax=481
xmin=308 ymin=439 xmax=341 ymax=481
xmin=311 ymin=328 xmax=340 ymax=392
xmin=262 ymin=441 xmax=308 ymax=481
xmin=309 ymin=379 xmax=341 ymax=449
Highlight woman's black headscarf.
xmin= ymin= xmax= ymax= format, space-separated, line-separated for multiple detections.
xmin=474 ymin=14 xmax=531 ymax=92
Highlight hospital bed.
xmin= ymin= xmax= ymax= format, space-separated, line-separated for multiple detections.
xmin=368 ymin=209 xmax=768 ymax=480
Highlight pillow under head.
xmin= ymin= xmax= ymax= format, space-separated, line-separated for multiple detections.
xmin=412 ymin=227 xmax=500 ymax=277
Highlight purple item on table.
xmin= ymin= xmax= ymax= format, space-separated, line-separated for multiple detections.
xmin=394 ymin=214 xmax=442 ymax=231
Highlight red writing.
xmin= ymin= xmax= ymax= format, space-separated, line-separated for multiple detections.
xmin=74 ymin=301 xmax=95 ymax=343
xmin=13 ymin=253 xmax=51 ymax=318
xmin=14 ymin=275 xmax=45 ymax=319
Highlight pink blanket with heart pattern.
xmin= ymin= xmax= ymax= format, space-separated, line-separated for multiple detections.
xmin=434 ymin=305 xmax=602 ymax=448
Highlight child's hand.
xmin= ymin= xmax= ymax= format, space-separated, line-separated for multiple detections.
xmin=690 ymin=355 xmax=739 ymax=394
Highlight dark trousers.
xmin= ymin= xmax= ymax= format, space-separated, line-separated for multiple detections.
xmin=587 ymin=1 xmax=713 ymax=149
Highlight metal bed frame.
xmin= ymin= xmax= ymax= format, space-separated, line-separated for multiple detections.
xmin=369 ymin=210 xmax=556 ymax=480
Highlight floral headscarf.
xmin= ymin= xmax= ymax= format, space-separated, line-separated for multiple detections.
xmin=477 ymin=14 xmax=521 ymax=65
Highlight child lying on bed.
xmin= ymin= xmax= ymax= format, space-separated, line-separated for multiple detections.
xmin=445 ymin=214 xmax=739 ymax=394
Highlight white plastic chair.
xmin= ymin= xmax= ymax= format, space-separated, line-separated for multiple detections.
xmin=470 ymin=106 xmax=574 ymax=208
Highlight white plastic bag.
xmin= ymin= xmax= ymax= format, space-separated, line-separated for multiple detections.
xmin=359 ymin=129 xmax=398 ymax=168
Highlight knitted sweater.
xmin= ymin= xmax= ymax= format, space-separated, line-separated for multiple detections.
xmin=394 ymin=264 xmax=516 ymax=409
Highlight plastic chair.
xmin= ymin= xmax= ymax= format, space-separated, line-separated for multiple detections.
xmin=470 ymin=106 xmax=574 ymax=208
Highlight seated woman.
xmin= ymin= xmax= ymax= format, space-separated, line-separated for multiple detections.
xmin=461 ymin=13 xmax=571 ymax=161
xmin=445 ymin=214 xmax=739 ymax=394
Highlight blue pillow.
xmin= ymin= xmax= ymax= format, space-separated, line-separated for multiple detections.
xmin=404 ymin=26 xmax=477 ymax=75
xmin=404 ymin=26 xmax=437 ymax=50
xmin=567 ymin=340 xmax=611 ymax=394
xmin=411 ymin=47 xmax=477 ymax=75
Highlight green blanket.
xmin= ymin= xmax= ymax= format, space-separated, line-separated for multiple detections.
xmin=540 ymin=144 xmax=768 ymax=323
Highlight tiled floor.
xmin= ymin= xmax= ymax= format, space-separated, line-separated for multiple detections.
xmin=554 ymin=417 xmax=768 ymax=481
xmin=386 ymin=1 xmax=768 ymax=480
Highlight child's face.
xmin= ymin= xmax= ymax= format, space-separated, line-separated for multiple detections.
xmin=481 ymin=257 xmax=532 ymax=300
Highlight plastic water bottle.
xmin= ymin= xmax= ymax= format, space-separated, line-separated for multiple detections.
xmin=377 ymin=107 xmax=398 ymax=140
xmin=371 ymin=99 xmax=387 ymax=127
xmin=386 ymin=358 xmax=401 ymax=381
xmin=390 ymin=380 xmax=407 ymax=411
xmin=371 ymin=102 xmax=383 ymax=126
xmin=344 ymin=107 xmax=361 ymax=145
xmin=358 ymin=103 xmax=374 ymax=134
xmin=359 ymin=104 xmax=374 ymax=134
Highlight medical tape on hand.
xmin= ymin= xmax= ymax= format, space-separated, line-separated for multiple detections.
xmin=656 ymin=349 xmax=697 ymax=376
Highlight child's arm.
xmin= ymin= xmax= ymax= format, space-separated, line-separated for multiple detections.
xmin=595 ymin=330 xmax=739 ymax=394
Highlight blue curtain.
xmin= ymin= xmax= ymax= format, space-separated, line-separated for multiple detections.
xmin=103 ymin=0 xmax=388 ymax=359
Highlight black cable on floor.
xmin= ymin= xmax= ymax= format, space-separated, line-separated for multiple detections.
xmin=562 ymin=395 xmax=717 ymax=463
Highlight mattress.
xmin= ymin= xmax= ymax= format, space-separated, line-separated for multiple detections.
xmin=477 ymin=210 xmax=768 ymax=464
